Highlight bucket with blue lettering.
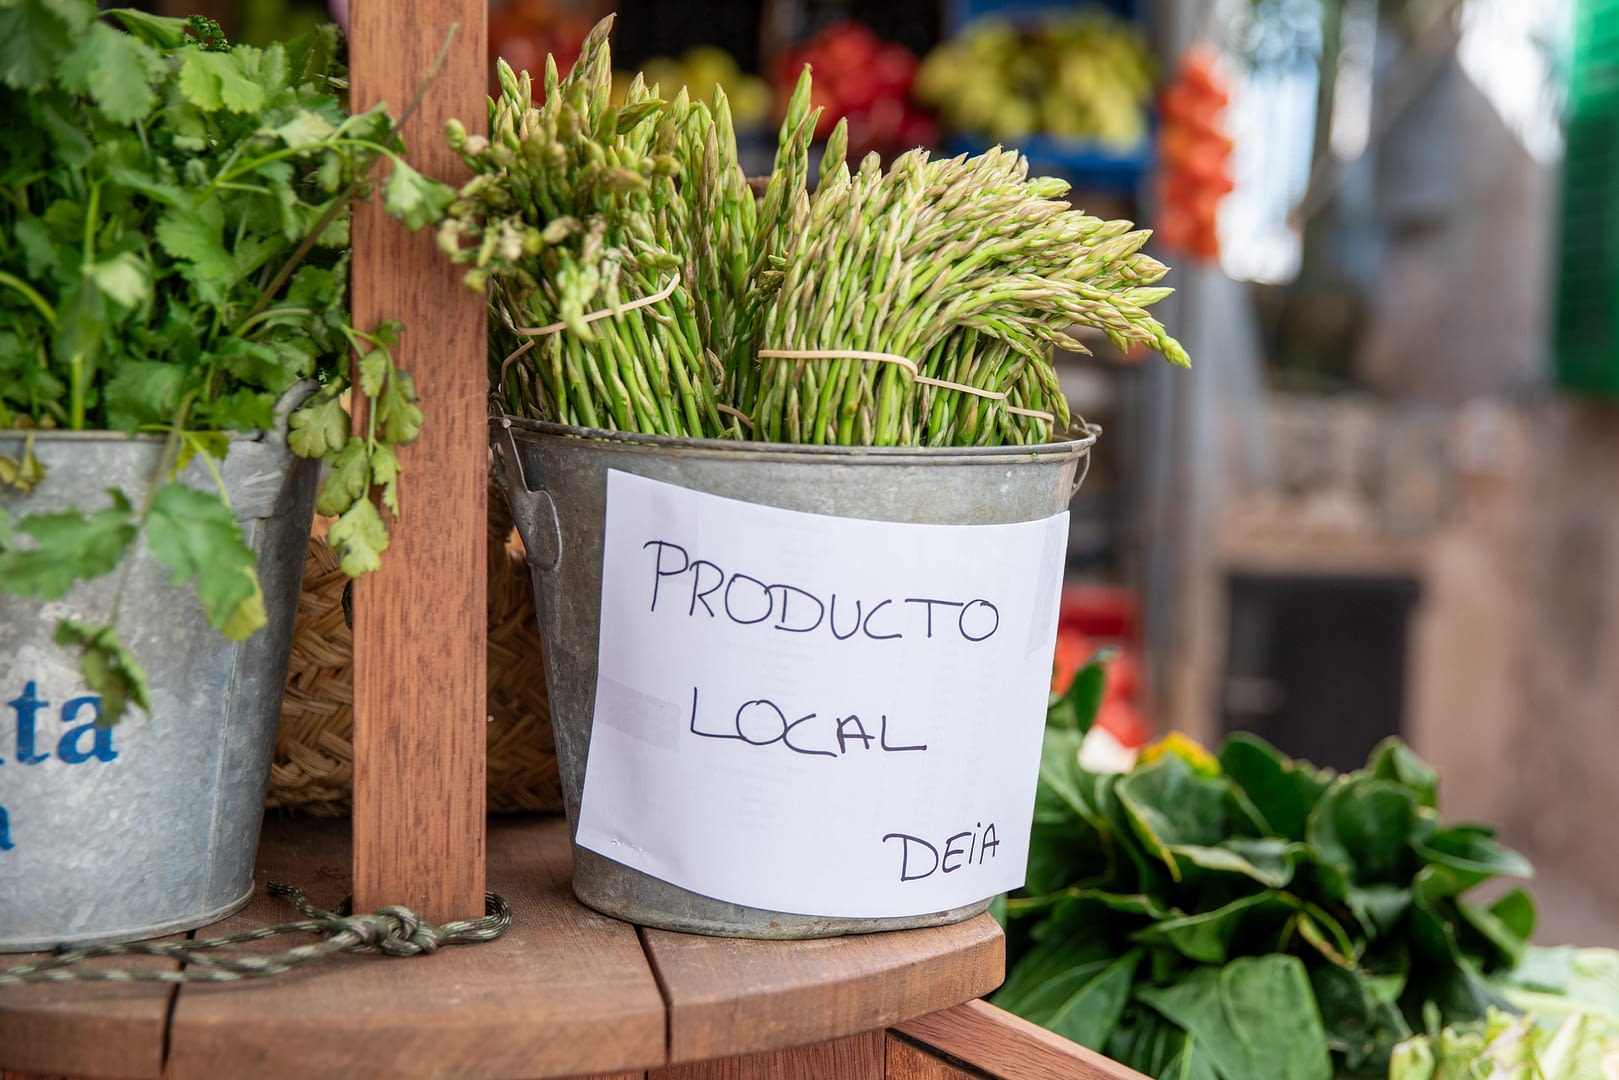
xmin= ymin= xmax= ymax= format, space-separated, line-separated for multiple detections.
xmin=0 ymin=419 xmax=316 ymax=951
xmin=494 ymin=415 xmax=1096 ymax=939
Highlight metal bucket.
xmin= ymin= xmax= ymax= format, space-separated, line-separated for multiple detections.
xmin=493 ymin=415 xmax=1096 ymax=938
xmin=0 ymin=409 xmax=317 ymax=951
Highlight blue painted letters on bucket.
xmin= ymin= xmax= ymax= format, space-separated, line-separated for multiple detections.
xmin=0 ymin=681 xmax=116 ymax=852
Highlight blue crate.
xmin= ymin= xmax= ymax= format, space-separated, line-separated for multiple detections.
xmin=946 ymin=132 xmax=1152 ymax=193
xmin=943 ymin=0 xmax=1139 ymax=35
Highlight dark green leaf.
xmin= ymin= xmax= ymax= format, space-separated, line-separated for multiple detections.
xmin=1487 ymin=887 xmax=1536 ymax=944
xmin=1457 ymin=898 xmax=1529 ymax=970
xmin=1218 ymin=732 xmax=1332 ymax=841
xmin=1405 ymin=897 xmax=1506 ymax=1024
xmin=1131 ymin=893 xmax=1293 ymax=965
xmin=995 ymin=907 xmax=1120 ymax=1016
xmin=1045 ymin=950 xmax=1141 ymax=1051
xmin=1413 ymin=826 xmax=1533 ymax=899
xmin=1306 ymin=778 xmax=1430 ymax=895
xmin=145 ymin=484 xmax=266 ymax=639
xmin=1138 ymin=956 xmax=1333 ymax=1080
xmin=0 ymin=491 xmax=136 ymax=598
xmin=1106 ymin=1004 xmax=1222 ymax=1080
xmin=1346 ymin=883 xmax=1413 ymax=938
xmin=1055 ymin=651 xmax=1112 ymax=735
xmin=1309 ymin=964 xmax=1411 ymax=1077
xmin=1116 ymin=753 xmax=1231 ymax=879
xmin=1366 ymin=738 xmax=1439 ymax=809
xmin=1167 ymin=836 xmax=1299 ymax=889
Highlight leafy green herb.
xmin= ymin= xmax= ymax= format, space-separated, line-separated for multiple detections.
xmin=0 ymin=0 xmax=453 ymax=722
xmin=996 ymin=659 xmax=1536 ymax=1079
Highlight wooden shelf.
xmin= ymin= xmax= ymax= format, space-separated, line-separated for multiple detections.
xmin=1 ymin=815 xmax=1004 ymax=1080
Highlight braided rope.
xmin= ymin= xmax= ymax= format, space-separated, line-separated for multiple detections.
xmin=0 ymin=883 xmax=512 ymax=985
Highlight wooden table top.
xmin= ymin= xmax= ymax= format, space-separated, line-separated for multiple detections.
xmin=0 ymin=815 xmax=1005 ymax=1080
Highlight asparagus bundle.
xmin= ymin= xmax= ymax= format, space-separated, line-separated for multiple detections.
xmin=440 ymin=18 xmax=729 ymax=436
xmin=442 ymin=15 xmax=1189 ymax=447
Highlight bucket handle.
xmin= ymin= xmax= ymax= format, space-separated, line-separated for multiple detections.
xmin=492 ymin=418 xmax=562 ymax=573
xmin=1069 ymin=421 xmax=1101 ymax=498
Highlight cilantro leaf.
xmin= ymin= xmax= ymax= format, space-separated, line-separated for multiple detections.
xmin=315 ymin=435 xmax=370 ymax=517
xmin=377 ymin=367 xmax=423 ymax=445
xmin=0 ymin=490 xmax=137 ymax=598
xmin=145 ymin=483 xmax=267 ymax=639
xmin=384 ymin=160 xmax=456 ymax=231
xmin=0 ymin=0 xmax=90 ymax=90
xmin=57 ymin=20 xmax=160 ymax=124
xmin=53 ymin=618 xmax=152 ymax=725
xmin=358 ymin=346 xmax=388 ymax=397
xmin=104 ymin=359 xmax=185 ymax=429
xmin=177 ymin=47 xmax=265 ymax=113
xmin=327 ymin=496 xmax=389 ymax=576
xmin=287 ymin=391 xmax=348 ymax=458
xmin=271 ymin=107 xmax=336 ymax=148
xmin=88 ymin=251 xmax=151 ymax=308
xmin=215 ymin=338 xmax=295 ymax=388
xmin=155 ymin=200 xmax=234 ymax=304
xmin=370 ymin=444 xmax=401 ymax=517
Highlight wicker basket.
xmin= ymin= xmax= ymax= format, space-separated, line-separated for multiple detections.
xmin=267 ymin=474 xmax=562 ymax=814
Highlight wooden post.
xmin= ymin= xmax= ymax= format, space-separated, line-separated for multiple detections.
xmin=349 ymin=0 xmax=489 ymax=921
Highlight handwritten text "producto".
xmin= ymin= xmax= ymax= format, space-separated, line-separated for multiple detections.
xmin=642 ymin=540 xmax=1001 ymax=644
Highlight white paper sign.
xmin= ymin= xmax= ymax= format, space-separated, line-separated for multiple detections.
xmin=574 ymin=469 xmax=1069 ymax=918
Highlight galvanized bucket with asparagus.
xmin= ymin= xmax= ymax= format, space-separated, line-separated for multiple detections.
xmin=440 ymin=15 xmax=1189 ymax=448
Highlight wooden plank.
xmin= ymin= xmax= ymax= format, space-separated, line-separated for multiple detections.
xmin=896 ymin=1000 xmax=1149 ymax=1080
xmin=167 ymin=816 xmax=666 ymax=1080
xmin=348 ymin=0 xmax=489 ymax=922
xmin=647 ymin=1031 xmax=884 ymax=1080
xmin=645 ymin=915 xmax=1003 ymax=1064
xmin=0 ymin=943 xmax=176 ymax=1080
xmin=885 ymin=1035 xmax=981 ymax=1080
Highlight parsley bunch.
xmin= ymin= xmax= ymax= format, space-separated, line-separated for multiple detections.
xmin=0 ymin=1 xmax=455 ymax=722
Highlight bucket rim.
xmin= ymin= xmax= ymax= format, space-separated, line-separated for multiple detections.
xmin=491 ymin=414 xmax=1099 ymax=464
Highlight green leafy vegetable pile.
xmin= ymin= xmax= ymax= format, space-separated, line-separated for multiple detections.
xmin=440 ymin=15 xmax=1188 ymax=447
xmin=0 ymin=0 xmax=453 ymax=721
xmin=999 ymin=657 xmax=1537 ymax=1080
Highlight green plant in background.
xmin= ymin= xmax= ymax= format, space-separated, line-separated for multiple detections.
xmin=1002 ymin=655 xmax=1536 ymax=1079
xmin=0 ymin=0 xmax=454 ymax=721
xmin=440 ymin=15 xmax=1188 ymax=448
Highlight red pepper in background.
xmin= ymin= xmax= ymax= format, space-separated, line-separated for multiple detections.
xmin=1154 ymin=44 xmax=1233 ymax=262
